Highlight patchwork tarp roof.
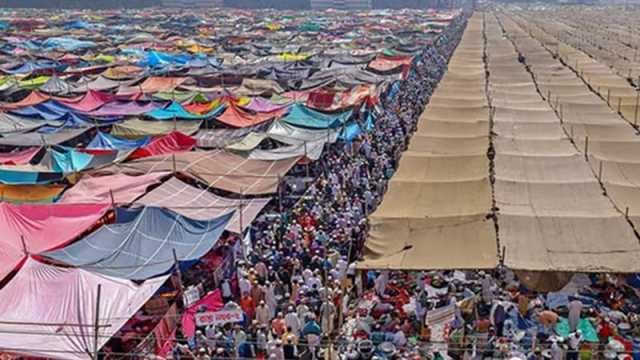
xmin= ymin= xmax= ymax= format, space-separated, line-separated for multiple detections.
xmin=0 ymin=257 xmax=167 ymax=360
xmin=195 ymin=122 xmax=272 ymax=148
xmin=95 ymin=150 xmax=298 ymax=195
xmin=145 ymin=101 xmax=224 ymax=120
xmin=136 ymin=177 xmax=270 ymax=233
xmin=43 ymin=207 xmax=233 ymax=280
xmin=0 ymin=203 xmax=109 ymax=281
xmin=58 ymin=172 xmax=169 ymax=204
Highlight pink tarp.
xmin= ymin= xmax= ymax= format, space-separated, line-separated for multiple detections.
xmin=58 ymin=172 xmax=169 ymax=204
xmin=0 ymin=147 xmax=42 ymax=165
xmin=0 ymin=257 xmax=167 ymax=360
xmin=243 ymin=97 xmax=291 ymax=113
xmin=89 ymin=101 xmax=163 ymax=117
xmin=59 ymin=90 xmax=115 ymax=112
xmin=128 ymin=131 xmax=196 ymax=160
xmin=182 ymin=290 xmax=223 ymax=338
xmin=0 ymin=203 xmax=110 ymax=281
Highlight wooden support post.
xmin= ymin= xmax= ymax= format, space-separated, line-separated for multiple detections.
xmin=109 ymin=190 xmax=117 ymax=222
xmin=607 ymin=89 xmax=611 ymax=105
xmin=584 ymin=136 xmax=589 ymax=161
xmin=93 ymin=284 xmax=102 ymax=360
xmin=559 ymin=104 xmax=563 ymax=123
xmin=173 ymin=248 xmax=184 ymax=296
xmin=626 ymin=207 xmax=630 ymax=219
xmin=570 ymin=125 xmax=574 ymax=140
xmin=20 ymin=235 xmax=28 ymax=255
xmin=598 ymin=161 xmax=603 ymax=183
xmin=618 ymin=97 xmax=622 ymax=114
xmin=172 ymin=154 xmax=177 ymax=174
xmin=277 ymin=174 xmax=283 ymax=213
xmin=634 ymin=91 xmax=639 ymax=126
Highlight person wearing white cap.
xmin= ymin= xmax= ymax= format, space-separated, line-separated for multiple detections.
xmin=550 ymin=336 xmax=563 ymax=360
xmin=567 ymin=330 xmax=583 ymax=360
xmin=256 ymin=300 xmax=271 ymax=327
xmin=374 ymin=271 xmax=389 ymax=297
xmin=284 ymin=306 xmax=302 ymax=335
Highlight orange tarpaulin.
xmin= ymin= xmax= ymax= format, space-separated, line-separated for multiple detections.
xmin=0 ymin=184 xmax=65 ymax=203
xmin=0 ymin=91 xmax=50 ymax=110
xmin=216 ymin=103 xmax=285 ymax=128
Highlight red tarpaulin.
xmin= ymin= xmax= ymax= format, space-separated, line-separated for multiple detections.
xmin=0 ymin=203 xmax=110 ymax=282
xmin=182 ymin=290 xmax=223 ymax=338
xmin=128 ymin=132 xmax=196 ymax=160
xmin=216 ymin=103 xmax=285 ymax=128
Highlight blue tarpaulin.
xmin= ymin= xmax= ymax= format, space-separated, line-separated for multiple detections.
xmin=88 ymin=131 xmax=150 ymax=150
xmin=51 ymin=149 xmax=94 ymax=173
xmin=42 ymin=207 xmax=234 ymax=280
xmin=145 ymin=101 xmax=224 ymax=120
xmin=139 ymin=51 xmax=192 ymax=68
xmin=282 ymin=104 xmax=352 ymax=129
xmin=42 ymin=37 xmax=96 ymax=51
xmin=0 ymin=168 xmax=64 ymax=185
xmin=338 ymin=121 xmax=362 ymax=142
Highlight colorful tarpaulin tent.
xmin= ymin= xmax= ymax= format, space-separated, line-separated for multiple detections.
xmin=58 ymin=172 xmax=168 ymax=204
xmin=216 ymin=103 xmax=285 ymax=128
xmin=43 ymin=207 xmax=233 ymax=280
xmin=59 ymin=90 xmax=115 ymax=112
xmin=136 ymin=177 xmax=270 ymax=233
xmin=145 ymin=101 xmax=224 ymax=120
xmin=94 ymin=150 xmax=298 ymax=195
xmin=281 ymin=104 xmax=352 ymax=129
xmin=0 ymin=147 xmax=42 ymax=165
xmin=128 ymin=131 xmax=196 ymax=160
xmin=87 ymin=131 xmax=151 ymax=151
xmin=0 ymin=184 xmax=65 ymax=203
xmin=0 ymin=257 xmax=167 ymax=360
xmin=0 ymin=203 xmax=109 ymax=281
xmin=111 ymin=119 xmax=202 ymax=138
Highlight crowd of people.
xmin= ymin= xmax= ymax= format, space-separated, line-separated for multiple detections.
xmin=153 ymin=9 xmax=640 ymax=360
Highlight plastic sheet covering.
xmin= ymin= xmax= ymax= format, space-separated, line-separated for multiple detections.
xmin=0 ymin=203 xmax=109 ymax=281
xmin=0 ymin=257 xmax=167 ymax=360
xmin=111 ymin=119 xmax=202 ymax=138
xmin=136 ymin=177 xmax=270 ymax=233
xmin=58 ymin=172 xmax=169 ymax=204
xmin=94 ymin=150 xmax=298 ymax=195
xmin=42 ymin=207 xmax=233 ymax=280
xmin=0 ymin=184 xmax=65 ymax=203
xmin=87 ymin=131 xmax=151 ymax=150
xmin=282 ymin=104 xmax=352 ymax=129
xmin=128 ymin=131 xmax=196 ymax=160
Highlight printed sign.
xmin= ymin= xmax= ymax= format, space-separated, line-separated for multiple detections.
xmin=195 ymin=309 xmax=243 ymax=327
